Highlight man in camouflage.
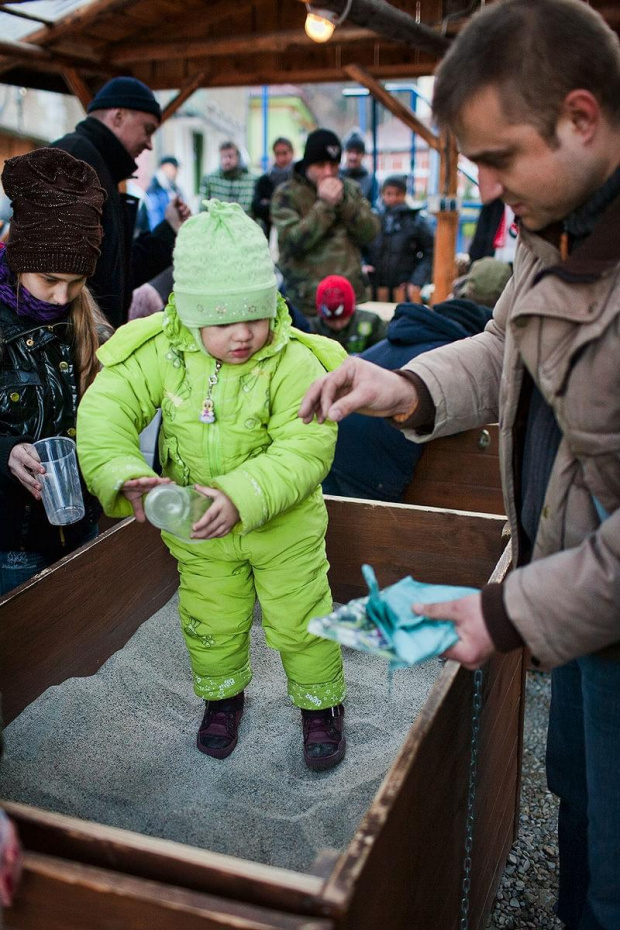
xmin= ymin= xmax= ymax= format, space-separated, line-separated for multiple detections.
xmin=271 ymin=129 xmax=380 ymax=318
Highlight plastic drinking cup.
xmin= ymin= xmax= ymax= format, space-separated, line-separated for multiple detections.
xmin=144 ymin=484 xmax=212 ymax=541
xmin=32 ymin=437 xmax=85 ymax=526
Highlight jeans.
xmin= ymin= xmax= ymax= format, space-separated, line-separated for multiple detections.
xmin=547 ymin=656 xmax=620 ymax=930
xmin=0 ymin=526 xmax=98 ymax=597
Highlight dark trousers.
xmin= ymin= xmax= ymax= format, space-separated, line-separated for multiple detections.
xmin=546 ymin=656 xmax=620 ymax=930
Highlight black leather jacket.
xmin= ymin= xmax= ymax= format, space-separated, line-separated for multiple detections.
xmin=0 ymin=301 xmax=100 ymax=555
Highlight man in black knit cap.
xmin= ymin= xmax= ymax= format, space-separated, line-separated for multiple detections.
xmin=53 ymin=77 xmax=190 ymax=328
xmin=271 ymin=128 xmax=379 ymax=318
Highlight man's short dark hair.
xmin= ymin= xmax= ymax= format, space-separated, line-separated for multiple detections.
xmin=433 ymin=0 xmax=620 ymax=142
xmin=272 ymin=137 xmax=293 ymax=151
xmin=219 ymin=140 xmax=239 ymax=153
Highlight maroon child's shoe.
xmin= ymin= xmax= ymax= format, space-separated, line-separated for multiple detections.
xmin=301 ymin=704 xmax=346 ymax=771
xmin=197 ymin=691 xmax=244 ymax=759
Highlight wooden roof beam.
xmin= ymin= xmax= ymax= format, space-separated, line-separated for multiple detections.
xmin=295 ymin=0 xmax=450 ymax=56
xmin=0 ymin=36 xmax=53 ymax=62
xmin=17 ymin=0 xmax=141 ymax=48
xmin=110 ymin=26 xmax=375 ymax=65
xmin=0 ymin=36 xmax=120 ymax=75
xmin=61 ymin=67 xmax=92 ymax=111
xmin=161 ymin=70 xmax=209 ymax=123
xmin=343 ymin=64 xmax=439 ymax=151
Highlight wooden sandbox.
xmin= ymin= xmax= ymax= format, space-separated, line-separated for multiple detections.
xmin=0 ymin=496 xmax=522 ymax=930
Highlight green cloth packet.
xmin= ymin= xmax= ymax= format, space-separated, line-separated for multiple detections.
xmin=309 ymin=564 xmax=478 ymax=668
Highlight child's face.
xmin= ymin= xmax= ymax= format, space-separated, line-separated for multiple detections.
xmin=323 ymin=315 xmax=350 ymax=332
xmin=200 ymin=319 xmax=270 ymax=364
xmin=382 ymin=185 xmax=407 ymax=208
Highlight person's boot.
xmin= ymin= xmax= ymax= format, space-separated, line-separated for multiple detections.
xmin=301 ymin=704 xmax=345 ymax=771
xmin=197 ymin=691 xmax=244 ymax=759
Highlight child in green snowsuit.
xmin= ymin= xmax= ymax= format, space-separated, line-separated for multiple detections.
xmin=77 ymin=200 xmax=347 ymax=770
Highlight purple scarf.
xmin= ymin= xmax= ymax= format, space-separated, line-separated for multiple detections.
xmin=0 ymin=246 xmax=70 ymax=323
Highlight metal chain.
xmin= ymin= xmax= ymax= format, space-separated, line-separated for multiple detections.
xmin=460 ymin=668 xmax=484 ymax=930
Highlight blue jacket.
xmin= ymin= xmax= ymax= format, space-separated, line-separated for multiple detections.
xmin=323 ymin=300 xmax=492 ymax=502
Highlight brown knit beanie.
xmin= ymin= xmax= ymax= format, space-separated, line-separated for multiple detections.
xmin=2 ymin=147 xmax=105 ymax=276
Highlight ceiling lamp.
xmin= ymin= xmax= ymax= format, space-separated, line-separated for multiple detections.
xmin=304 ymin=0 xmax=353 ymax=43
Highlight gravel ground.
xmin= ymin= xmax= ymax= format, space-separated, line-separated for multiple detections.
xmin=487 ymin=670 xmax=563 ymax=930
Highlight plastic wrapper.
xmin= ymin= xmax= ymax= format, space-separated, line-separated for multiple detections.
xmin=309 ymin=564 xmax=478 ymax=669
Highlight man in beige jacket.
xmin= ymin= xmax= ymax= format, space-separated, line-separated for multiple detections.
xmin=300 ymin=2 xmax=620 ymax=928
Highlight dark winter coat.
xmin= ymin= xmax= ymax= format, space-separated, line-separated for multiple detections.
xmin=252 ymin=165 xmax=293 ymax=236
xmin=365 ymin=203 xmax=434 ymax=295
xmin=0 ymin=302 xmax=100 ymax=554
xmin=52 ymin=118 xmax=175 ymax=329
xmin=322 ymin=299 xmax=492 ymax=502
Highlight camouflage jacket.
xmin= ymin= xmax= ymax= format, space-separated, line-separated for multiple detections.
xmin=271 ymin=166 xmax=380 ymax=317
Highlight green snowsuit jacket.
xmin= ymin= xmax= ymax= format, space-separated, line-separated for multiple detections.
xmin=77 ymin=297 xmax=348 ymax=707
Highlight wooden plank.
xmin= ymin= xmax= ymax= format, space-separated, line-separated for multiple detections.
xmin=319 ymin=542 xmax=515 ymax=929
xmin=325 ymin=497 xmax=505 ymax=601
xmin=20 ymin=0 xmax=141 ymax=47
xmin=0 ymin=518 xmax=178 ymax=725
xmin=318 ymin=647 xmax=523 ymax=929
xmin=110 ymin=27 xmax=374 ymax=64
xmin=402 ymin=425 xmax=505 ymax=516
xmin=127 ymin=57 xmax=439 ymax=90
xmin=3 ymin=803 xmax=327 ymax=919
xmin=6 ymin=852 xmax=332 ymax=930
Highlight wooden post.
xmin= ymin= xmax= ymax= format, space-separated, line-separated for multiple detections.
xmin=61 ymin=68 xmax=92 ymax=112
xmin=431 ymin=131 xmax=459 ymax=304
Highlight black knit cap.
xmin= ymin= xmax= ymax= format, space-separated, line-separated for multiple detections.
xmin=303 ymin=129 xmax=342 ymax=168
xmin=87 ymin=76 xmax=161 ymax=121
xmin=2 ymin=147 xmax=106 ymax=277
xmin=344 ymin=131 xmax=366 ymax=154
xmin=382 ymin=174 xmax=407 ymax=194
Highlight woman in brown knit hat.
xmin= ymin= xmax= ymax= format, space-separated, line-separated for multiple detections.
xmin=0 ymin=146 xmax=110 ymax=594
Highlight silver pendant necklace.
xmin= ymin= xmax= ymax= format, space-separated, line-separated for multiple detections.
xmin=200 ymin=361 xmax=222 ymax=424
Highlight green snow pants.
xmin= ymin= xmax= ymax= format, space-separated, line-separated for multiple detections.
xmin=164 ymin=496 xmax=345 ymax=710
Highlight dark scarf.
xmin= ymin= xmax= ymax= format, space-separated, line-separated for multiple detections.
xmin=0 ymin=247 xmax=70 ymax=323
xmin=565 ymin=162 xmax=620 ymax=243
xmin=268 ymin=164 xmax=292 ymax=187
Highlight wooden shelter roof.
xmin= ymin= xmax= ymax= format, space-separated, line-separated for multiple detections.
xmin=0 ymin=0 xmax=616 ymax=97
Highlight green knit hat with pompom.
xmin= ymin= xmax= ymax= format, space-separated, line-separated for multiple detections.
xmin=173 ymin=199 xmax=277 ymax=327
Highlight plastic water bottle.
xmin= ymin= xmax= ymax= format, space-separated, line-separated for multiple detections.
xmin=144 ymin=484 xmax=212 ymax=541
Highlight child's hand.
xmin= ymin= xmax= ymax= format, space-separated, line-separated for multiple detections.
xmin=121 ymin=476 xmax=172 ymax=522
xmin=191 ymin=486 xmax=240 ymax=539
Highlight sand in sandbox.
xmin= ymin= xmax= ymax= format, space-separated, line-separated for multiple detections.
xmin=0 ymin=593 xmax=441 ymax=873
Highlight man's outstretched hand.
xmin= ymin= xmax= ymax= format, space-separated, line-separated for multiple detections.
xmin=298 ymin=357 xmax=418 ymax=424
